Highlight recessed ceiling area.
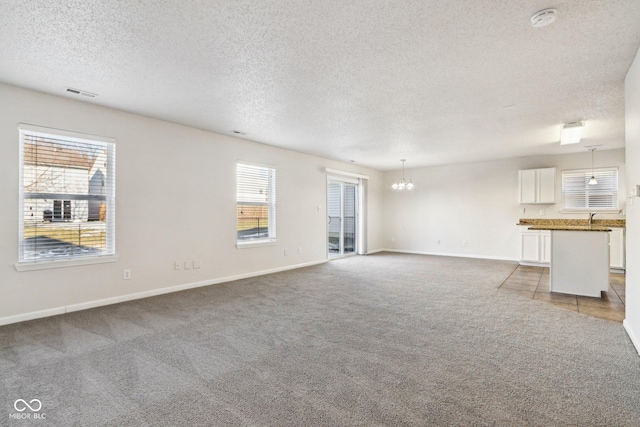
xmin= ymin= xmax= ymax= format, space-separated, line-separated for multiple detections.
xmin=1 ymin=0 xmax=639 ymax=170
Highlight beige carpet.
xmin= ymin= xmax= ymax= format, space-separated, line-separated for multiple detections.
xmin=1 ymin=253 xmax=639 ymax=426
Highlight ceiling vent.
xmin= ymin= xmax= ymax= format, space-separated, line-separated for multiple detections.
xmin=66 ymin=87 xmax=98 ymax=98
xmin=531 ymin=9 xmax=557 ymax=28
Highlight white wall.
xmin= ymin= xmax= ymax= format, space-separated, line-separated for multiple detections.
xmin=624 ymin=46 xmax=640 ymax=353
xmin=0 ymin=83 xmax=384 ymax=323
xmin=382 ymin=150 xmax=626 ymax=260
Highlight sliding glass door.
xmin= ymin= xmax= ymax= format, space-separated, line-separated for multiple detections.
xmin=328 ymin=180 xmax=357 ymax=258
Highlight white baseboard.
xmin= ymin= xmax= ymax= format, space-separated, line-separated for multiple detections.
xmin=520 ymin=263 xmax=623 ymax=273
xmin=623 ymin=320 xmax=640 ymax=355
xmin=0 ymin=307 xmax=67 ymax=327
xmin=381 ymin=248 xmax=519 ymax=262
xmin=519 ymin=261 xmax=551 ymax=267
xmin=0 ymin=259 xmax=327 ymax=327
xmin=485 ymin=259 xmax=625 ymax=273
xmin=365 ymin=249 xmax=386 ymax=255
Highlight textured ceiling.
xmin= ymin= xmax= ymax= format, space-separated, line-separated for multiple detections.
xmin=1 ymin=0 xmax=640 ymax=170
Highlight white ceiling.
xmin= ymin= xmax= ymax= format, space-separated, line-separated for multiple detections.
xmin=1 ymin=0 xmax=640 ymax=170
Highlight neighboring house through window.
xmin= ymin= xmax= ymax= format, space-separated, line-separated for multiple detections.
xmin=561 ymin=167 xmax=618 ymax=212
xmin=236 ymin=162 xmax=276 ymax=246
xmin=18 ymin=124 xmax=116 ymax=268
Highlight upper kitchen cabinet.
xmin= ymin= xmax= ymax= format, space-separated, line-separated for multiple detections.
xmin=518 ymin=167 xmax=556 ymax=204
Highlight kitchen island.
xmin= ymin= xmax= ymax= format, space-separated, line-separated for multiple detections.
xmin=523 ymin=224 xmax=611 ymax=297
xmin=547 ymin=228 xmax=610 ymax=297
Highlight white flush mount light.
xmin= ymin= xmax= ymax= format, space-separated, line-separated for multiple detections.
xmin=531 ymin=9 xmax=557 ymax=28
xmin=560 ymin=121 xmax=584 ymax=145
xmin=392 ymin=159 xmax=414 ymax=191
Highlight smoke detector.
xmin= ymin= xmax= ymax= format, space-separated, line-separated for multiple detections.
xmin=531 ymin=9 xmax=557 ymax=27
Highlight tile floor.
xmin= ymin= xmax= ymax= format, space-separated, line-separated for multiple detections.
xmin=498 ymin=265 xmax=626 ymax=323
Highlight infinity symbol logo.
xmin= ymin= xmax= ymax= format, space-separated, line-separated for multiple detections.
xmin=14 ymin=399 xmax=42 ymax=412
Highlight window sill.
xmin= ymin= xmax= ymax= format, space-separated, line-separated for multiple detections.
xmin=236 ymin=240 xmax=277 ymax=249
xmin=560 ymin=209 xmax=621 ymax=214
xmin=15 ymin=254 xmax=119 ymax=271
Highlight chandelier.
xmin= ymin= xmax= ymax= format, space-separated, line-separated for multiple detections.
xmin=392 ymin=159 xmax=414 ymax=191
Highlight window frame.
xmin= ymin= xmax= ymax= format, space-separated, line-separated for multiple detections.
xmin=560 ymin=167 xmax=619 ymax=213
xmin=236 ymin=161 xmax=277 ymax=248
xmin=16 ymin=124 xmax=117 ymax=271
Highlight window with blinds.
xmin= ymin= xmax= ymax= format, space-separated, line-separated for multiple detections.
xmin=237 ymin=162 xmax=276 ymax=244
xmin=561 ymin=168 xmax=618 ymax=211
xmin=18 ymin=125 xmax=116 ymax=264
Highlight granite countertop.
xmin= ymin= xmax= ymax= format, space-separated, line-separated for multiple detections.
xmin=525 ymin=225 xmax=612 ymax=232
xmin=516 ymin=218 xmax=625 ymax=232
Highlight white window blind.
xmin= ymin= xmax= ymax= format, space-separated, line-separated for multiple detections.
xmin=18 ymin=125 xmax=116 ymax=264
xmin=561 ymin=167 xmax=618 ymax=211
xmin=237 ymin=162 xmax=276 ymax=243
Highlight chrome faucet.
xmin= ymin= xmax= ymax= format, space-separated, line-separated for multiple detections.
xmin=588 ymin=212 xmax=596 ymax=225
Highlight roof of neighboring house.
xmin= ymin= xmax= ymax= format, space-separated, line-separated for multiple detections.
xmin=24 ymin=139 xmax=94 ymax=170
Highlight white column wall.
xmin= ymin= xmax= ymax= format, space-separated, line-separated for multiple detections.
xmin=624 ymin=45 xmax=640 ymax=353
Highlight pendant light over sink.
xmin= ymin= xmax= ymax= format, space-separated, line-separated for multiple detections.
xmin=392 ymin=159 xmax=414 ymax=191
xmin=588 ymin=147 xmax=597 ymax=185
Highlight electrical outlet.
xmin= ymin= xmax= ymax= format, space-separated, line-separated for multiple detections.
xmin=539 ymin=209 xmax=545 ymax=216
xmin=174 ymin=261 xmax=182 ymax=271
xmin=123 ymin=269 xmax=131 ymax=280
xmin=519 ymin=208 xmax=525 ymax=214
xmin=184 ymin=260 xmax=192 ymax=270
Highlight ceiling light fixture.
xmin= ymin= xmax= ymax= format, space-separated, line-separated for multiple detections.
xmin=560 ymin=121 xmax=584 ymax=145
xmin=531 ymin=8 xmax=557 ymax=27
xmin=588 ymin=147 xmax=597 ymax=185
xmin=392 ymin=159 xmax=414 ymax=191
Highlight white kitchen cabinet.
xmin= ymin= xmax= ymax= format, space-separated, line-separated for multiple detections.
xmin=520 ymin=228 xmax=551 ymax=265
xmin=609 ymin=227 xmax=625 ymax=270
xmin=521 ymin=231 xmax=539 ymax=262
xmin=518 ymin=167 xmax=556 ymax=204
